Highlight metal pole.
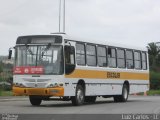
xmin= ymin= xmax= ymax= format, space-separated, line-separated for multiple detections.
xmin=63 ymin=0 xmax=65 ymax=33
xmin=59 ymin=0 xmax=61 ymax=32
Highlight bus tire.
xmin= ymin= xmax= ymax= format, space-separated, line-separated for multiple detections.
xmin=114 ymin=84 xmax=129 ymax=102
xmin=29 ymin=96 xmax=42 ymax=106
xmin=71 ymin=85 xmax=85 ymax=106
xmin=85 ymin=96 xmax=96 ymax=103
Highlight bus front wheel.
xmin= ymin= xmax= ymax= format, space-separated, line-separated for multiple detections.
xmin=71 ymin=85 xmax=85 ymax=106
xmin=114 ymin=84 xmax=129 ymax=102
xmin=29 ymin=96 xmax=42 ymax=106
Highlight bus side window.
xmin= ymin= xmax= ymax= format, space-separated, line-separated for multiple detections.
xmin=117 ymin=49 xmax=126 ymax=68
xmin=142 ymin=52 xmax=147 ymax=70
xmin=126 ymin=50 xmax=134 ymax=69
xmin=97 ymin=46 xmax=107 ymax=67
xmin=65 ymin=45 xmax=75 ymax=74
xmin=86 ymin=44 xmax=97 ymax=66
xmin=108 ymin=47 xmax=117 ymax=68
xmin=134 ymin=51 xmax=142 ymax=69
xmin=76 ymin=43 xmax=86 ymax=65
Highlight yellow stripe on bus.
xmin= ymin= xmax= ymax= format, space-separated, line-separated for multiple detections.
xmin=65 ymin=69 xmax=149 ymax=80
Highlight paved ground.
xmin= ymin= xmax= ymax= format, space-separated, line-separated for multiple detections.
xmin=0 ymin=96 xmax=160 ymax=114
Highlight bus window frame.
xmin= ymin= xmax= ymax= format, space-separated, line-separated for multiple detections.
xmin=134 ymin=50 xmax=142 ymax=70
xmin=141 ymin=51 xmax=147 ymax=70
xmin=108 ymin=47 xmax=117 ymax=68
xmin=97 ymin=45 xmax=107 ymax=67
xmin=117 ymin=48 xmax=126 ymax=69
xmin=76 ymin=42 xmax=86 ymax=66
xmin=86 ymin=43 xmax=97 ymax=67
xmin=126 ymin=49 xmax=134 ymax=69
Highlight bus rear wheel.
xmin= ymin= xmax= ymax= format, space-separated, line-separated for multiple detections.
xmin=114 ymin=84 xmax=129 ymax=102
xmin=71 ymin=85 xmax=85 ymax=106
xmin=29 ymin=96 xmax=42 ymax=106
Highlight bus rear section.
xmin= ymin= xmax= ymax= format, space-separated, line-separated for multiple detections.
xmin=64 ymin=40 xmax=149 ymax=105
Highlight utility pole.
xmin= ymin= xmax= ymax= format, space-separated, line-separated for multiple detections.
xmin=59 ymin=0 xmax=61 ymax=32
xmin=63 ymin=0 xmax=65 ymax=33
xmin=58 ymin=0 xmax=66 ymax=33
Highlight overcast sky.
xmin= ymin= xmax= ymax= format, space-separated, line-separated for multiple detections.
xmin=0 ymin=0 xmax=160 ymax=55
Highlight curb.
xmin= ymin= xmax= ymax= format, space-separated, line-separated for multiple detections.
xmin=0 ymin=96 xmax=28 ymax=102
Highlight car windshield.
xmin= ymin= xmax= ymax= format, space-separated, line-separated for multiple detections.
xmin=15 ymin=45 xmax=64 ymax=75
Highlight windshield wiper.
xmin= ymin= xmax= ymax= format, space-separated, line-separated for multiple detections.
xmin=26 ymin=46 xmax=33 ymax=55
xmin=41 ymin=43 xmax=51 ymax=57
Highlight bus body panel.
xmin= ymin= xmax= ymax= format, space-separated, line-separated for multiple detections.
xmin=12 ymin=34 xmax=149 ymax=104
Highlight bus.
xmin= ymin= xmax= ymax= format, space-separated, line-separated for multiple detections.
xmin=9 ymin=33 xmax=149 ymax=106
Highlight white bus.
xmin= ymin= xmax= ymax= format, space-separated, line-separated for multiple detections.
xmin=9 ymin=33 xmax=149 ymax=106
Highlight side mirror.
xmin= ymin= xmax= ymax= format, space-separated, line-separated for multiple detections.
xmin=8 ymin=49 xmax=12 ymax=59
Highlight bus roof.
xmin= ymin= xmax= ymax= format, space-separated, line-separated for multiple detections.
xmin=55 ymin=33 xmax=147 ymax=52
xmin=17 ymin=33 xmax=147 ymax=51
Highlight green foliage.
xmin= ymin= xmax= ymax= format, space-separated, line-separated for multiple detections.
xmin=0 ymin=90 xmax=12 ymax=96
xmin=0 ymin=76 xmax=2 ymax=82
xmin=147 ymin=42 xmax=160 ymax=68
xmin=0 ymin=64 xmax=3 ymax=73
xmin=1 ymin=84 xmax=12 ymax=91
xmin=147 ymin=42 xmax=160 ymax=90
xmin=147 ymin=90 xmax=160 ymax=95
xmin=0 ymin=58 xmax=13 ymax=92
xmin=147 ymin=42 xmax=160 ymax=57
xmin=0 ymin=88 xmax=2 ymax=96
xmin=150 ymin=71 xmax=160 ymax=90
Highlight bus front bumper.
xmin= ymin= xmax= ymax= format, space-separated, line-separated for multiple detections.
xmin=13 ymin=87 xmax=64 ymax=96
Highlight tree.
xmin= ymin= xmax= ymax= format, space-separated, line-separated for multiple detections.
xmin=0 ymin=64 xmax=3 ymax=82
xmin=147 ymin=42 xmax=160 ymax=68
xmin=0 ymin=64 xmax=2 ymax=73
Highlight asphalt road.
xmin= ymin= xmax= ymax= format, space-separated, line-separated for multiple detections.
xmin=0 ymin=96 xmax=160 ymax=114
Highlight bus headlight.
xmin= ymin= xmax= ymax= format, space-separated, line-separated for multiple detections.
xmin=49 ymin=84 xmax=54 ymax=88
xmin=47 ymin=83 xmax=63 ymax=88
xmin=19 ymin=83 xmax=26 ymax=88
xmin=13 ymin=83 xmax=26 ymax=88
xmin=13 ymin=83 xmax=19 ymax=87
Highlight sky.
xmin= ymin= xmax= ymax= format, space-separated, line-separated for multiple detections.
xmin=0 ymin=0 xmax=160 ymax=55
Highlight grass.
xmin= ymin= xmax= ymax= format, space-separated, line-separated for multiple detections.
xmin=0 ymin=90 xmax=12 ymax=96
xmin=136 ymin=90 xmax=160 ymax=96
xmin=147 ymin=90 xmax=160 ymax=96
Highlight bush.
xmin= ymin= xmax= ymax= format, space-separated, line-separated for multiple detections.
xmin=2 ymin=84 xmax=12 ymax=91
xmin=0 ymin=89 xmax=2 ymax=96
xmin=0 ymin=82 xmax=12 ymax=91
xmin=147 ymin=90 xmax=160 ymax=95
xmin=150 ymin=71 xmax=160 ymax=90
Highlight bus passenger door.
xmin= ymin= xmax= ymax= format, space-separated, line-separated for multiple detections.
xmin=64 ymin=45 xmax=75 ymax=74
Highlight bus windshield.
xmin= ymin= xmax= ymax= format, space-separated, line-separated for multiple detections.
xmin=15 ymin=45 xmax=64 ymax=75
